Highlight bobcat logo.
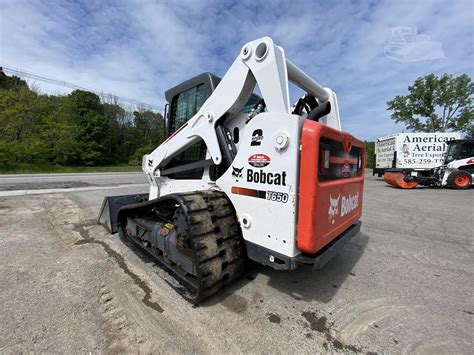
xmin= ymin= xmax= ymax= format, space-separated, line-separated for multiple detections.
xmin=328 ymin=194 xmax=340 ymax=224
xmin=232 ymin=166 xmax=244 ymax=181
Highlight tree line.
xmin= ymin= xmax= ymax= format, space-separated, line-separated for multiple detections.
xmin=0 ymin=69 xmax=164 ymax=168
xmin=1 ymin=70 xmax=470 ymax=171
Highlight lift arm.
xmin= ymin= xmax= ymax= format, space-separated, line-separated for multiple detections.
xmin=142 ymin=37 xmax=340 ymax=190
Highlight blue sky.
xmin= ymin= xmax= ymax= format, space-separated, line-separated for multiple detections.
xmin=1 ymin=0 xmax=473 ymax=140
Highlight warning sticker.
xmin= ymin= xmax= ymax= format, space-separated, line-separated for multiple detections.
xmin=248 ymin=154 xmax=271 ymax=168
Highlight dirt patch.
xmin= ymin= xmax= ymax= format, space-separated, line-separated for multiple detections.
xmin=267 ymin=313 xmax=281 ymax=324
xmin=72 ymin=222 xmax=164 ymax=314
xmin=220 ymin=293 xmax=248 ymax=314
xmin=301 ymin=311 xmax=328 ymax=332
xmin=302 ymin=310 xmax=362 ymax=352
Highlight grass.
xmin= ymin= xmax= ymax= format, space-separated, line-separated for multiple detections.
xmin=0 ymin=164 xmax=141 ymax=174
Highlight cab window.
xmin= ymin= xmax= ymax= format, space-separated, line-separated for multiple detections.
xmin=444 ymin=144 xmax=457 ymax=164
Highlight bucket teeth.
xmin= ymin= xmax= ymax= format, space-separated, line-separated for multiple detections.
xmin=384 ymin=172 xmax=418 ymax=189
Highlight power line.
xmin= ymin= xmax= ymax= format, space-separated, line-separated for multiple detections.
xmin=1 ymin=65 xmax=165 ymax=112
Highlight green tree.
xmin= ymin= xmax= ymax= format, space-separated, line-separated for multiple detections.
xmin=365 ymin=141 xmax=375 ymax=169
xmin=133 ymin=109 xmax=164 ymax=145
xmin=0 ymin=84 xmax=50 ymax=165
xmin=0 ymin=85 xmax=38 ymax=141
xmin=36 ymin=94 xmax=80 ymax=165
xmin=387 ymin=73 xmax=473 ymax=134
xmin=63 ymin=90 xmax=112 ymax=165
xmin=0 ymin=69 xmax=28 ymax=90
xmin=103 ymin=103 xmax=126 ymax=163
xmin=0 ymin=70 xmax=164 ymax=169
xmin=127 ymin=109 xmax=164 ymax=165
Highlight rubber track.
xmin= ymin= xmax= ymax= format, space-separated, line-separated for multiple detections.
xmin=119 ymin=191 xmax=245 ymax=303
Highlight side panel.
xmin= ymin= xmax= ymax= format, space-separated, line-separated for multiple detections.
xmin=297 ymin=121 xmax=365 ymax=254
xmin=375 ymin=136 xmax=396 ymax=169
xmin=395 ymin=132 xmax=461 ymax=169
xmin=217 ymin=112 xmax=304 ymax=257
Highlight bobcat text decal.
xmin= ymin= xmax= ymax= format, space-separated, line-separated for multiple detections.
xmin=328 ymin=192 xmax=360 ymax=223
xmin=341 ymin=193 xmax=359 ymax=217
xmin=232 ymin=166 xmax=287 ymax=186
xmin=247 ymin=169 xmax=287 ymax=186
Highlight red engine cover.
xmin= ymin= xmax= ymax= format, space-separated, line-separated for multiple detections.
xmin=297 ymin=121 xmax=365 ymax=254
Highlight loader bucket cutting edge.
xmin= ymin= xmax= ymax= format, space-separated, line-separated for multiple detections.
xmin=98 ymin=193 xmax=149 ymax=234
xmin=384 ymin=172 xmax=418 ymax=189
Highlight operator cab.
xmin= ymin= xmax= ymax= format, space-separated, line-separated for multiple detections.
xmin=162 ymin=72 xmax=260 ymax=180
xmin=444 ymin=139 xmax=474 ymax=166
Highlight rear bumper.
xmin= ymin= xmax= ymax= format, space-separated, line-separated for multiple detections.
xmin=245 ymin=221 xmax=361 ymax=270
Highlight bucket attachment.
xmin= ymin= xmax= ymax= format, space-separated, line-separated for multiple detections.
xmin=384 ymin=171 xmax=418 ymax=189
xmin=98 ymin=193 xmax=149 ymax=233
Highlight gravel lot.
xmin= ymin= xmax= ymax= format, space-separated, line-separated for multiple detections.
xmin=0 ymin=173 xmax=472 ymax=353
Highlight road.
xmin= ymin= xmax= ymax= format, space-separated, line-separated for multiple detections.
xmin=0 ymin=173 xmax=472 ymax=353
xmin=0 ymin=172 xmax=146 ymax=192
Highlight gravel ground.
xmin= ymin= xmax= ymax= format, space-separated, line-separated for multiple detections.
xmin=0 ymin=174 xmax=472 ymax=353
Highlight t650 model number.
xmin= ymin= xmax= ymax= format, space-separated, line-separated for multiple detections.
xmin=266 ymin=191 xmax=289 ymax=203
xmin=231 ymin=187 xmax=289 ymax=204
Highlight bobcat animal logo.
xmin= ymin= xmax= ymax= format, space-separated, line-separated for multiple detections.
xmin=232 ymin=166 xmax=244 ymax=181
xmin=328 ymin=194 xmax=340 ymax=225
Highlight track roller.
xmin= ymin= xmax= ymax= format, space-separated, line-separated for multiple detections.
xmin=116 ymin=190 xmax=245 ymax=303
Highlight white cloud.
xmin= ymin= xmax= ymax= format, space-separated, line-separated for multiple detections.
xmin=0 ymin=0 xmax=472 ymax=139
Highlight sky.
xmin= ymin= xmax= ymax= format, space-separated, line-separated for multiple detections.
xmin=1 ymin=0 xmax=473 ymax=140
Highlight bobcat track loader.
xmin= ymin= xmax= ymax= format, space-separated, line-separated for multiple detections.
xmin=99 ymin=37 xmax=365 ymax=302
